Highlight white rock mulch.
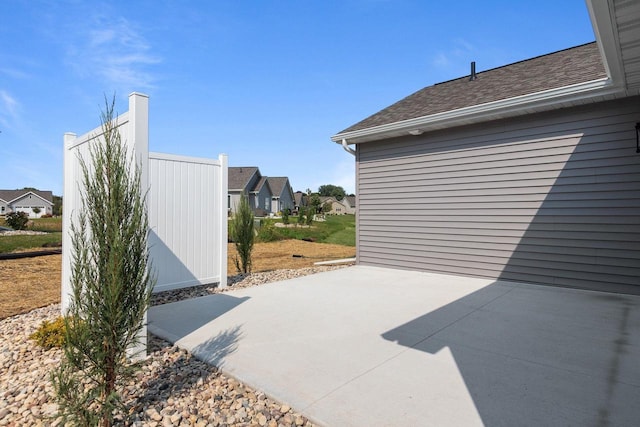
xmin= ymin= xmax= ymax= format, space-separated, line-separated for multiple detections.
xmin=0 ymin=265 xmax=350 ymax=426
xmin=0 ymin=230 xmax=48 ymax=236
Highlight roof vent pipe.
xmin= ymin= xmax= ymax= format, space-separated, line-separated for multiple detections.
xmin=469 ymin=61 xmax=477 ymax=81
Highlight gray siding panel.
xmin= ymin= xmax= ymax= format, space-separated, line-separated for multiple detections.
xmin=357 ymin=96 xmax=640 ymax=293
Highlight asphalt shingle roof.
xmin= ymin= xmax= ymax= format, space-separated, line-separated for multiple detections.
xmin=228 ymin=167 xmax=259 ymax=191
xmin=252 ymin=176 xmax=270 ymax=193
xmin=339 ymin=42 xmax=605 ymax=134
xmin=266 ymin=177 xmax=289 ymax=197
xmin=0 ymin=190 xmax=53 ymax=203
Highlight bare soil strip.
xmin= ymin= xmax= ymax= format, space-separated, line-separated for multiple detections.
xmin=1 ymin=240 xmax=355 ymax=319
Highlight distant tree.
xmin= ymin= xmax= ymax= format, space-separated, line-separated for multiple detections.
xmin=53 ymin=195 xmax=63 ymax=216
xmin=322 ymin=202 xmax=333 ymax=214
xmin=309 ymin=194 xmax=322 ymax=213
xmin=318 ymin=184 xmax=346 ymax=201
xmin=19 ymin=187 xmax=39 ymax=192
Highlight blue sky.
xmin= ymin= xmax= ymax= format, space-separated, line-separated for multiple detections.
xmin=1 ymin=1 xmax=596 ymax=196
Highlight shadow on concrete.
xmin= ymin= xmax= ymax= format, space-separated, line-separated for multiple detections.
xmin=192 ymin=325 xmax=243 ymax=368
xmin=382 ymin=282 xmax=640 ymax=426
xmin=148 ymin=293 xmax=249 ymax=343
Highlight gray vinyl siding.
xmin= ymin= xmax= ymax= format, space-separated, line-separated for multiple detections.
xmin=253 ymin=185 xmax=272 ymax=214
xmin=271 ymin=185 xmax=295 ymax=213
xmin=357 ymin=96 xmax=640 ymax=294
xmin=280 ymin=185 xmax=295 ymax=211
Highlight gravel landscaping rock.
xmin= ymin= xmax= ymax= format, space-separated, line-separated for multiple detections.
xmin=1 ymin=267 xmax=350 ymax=426
xmin=0 ymin=230 xmax=48 ymax=236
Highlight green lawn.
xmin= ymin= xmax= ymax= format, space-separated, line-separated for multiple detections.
xmin=0 ymin=232 xmax=63 ymax=253
xmin=0 ymin=217 xmax=63 ymax=253
xmin=260 ymin=214 xmax=355 ymax=246
xmin=0 ymin=216 xmax=63 ymax=232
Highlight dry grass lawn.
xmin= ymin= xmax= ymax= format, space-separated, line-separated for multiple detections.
xmin=0 ymin=240 xmax=355 ymax=319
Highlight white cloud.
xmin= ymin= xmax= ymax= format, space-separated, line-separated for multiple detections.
xmin=0 ymin=68 xmax=30 ymax=79
xmin=0 ymin=90 xmax=20 ymax=130
xmin=68 ymin=16 xmax=161 ymax=90
xmin=432 ymin=38 xmax=475 ymax=70
xmin=433 ymin=53 xmax=450 ymax=68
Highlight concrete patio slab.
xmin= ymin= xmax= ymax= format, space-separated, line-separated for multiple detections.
xmin=148 ymin=265 xmax=640 ymax=426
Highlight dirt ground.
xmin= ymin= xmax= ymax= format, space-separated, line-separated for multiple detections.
xmin=0 ymin=240 xmax=355 ymax=319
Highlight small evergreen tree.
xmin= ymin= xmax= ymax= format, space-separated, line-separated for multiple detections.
xmin=306 ymin=208 xmax=314 ymax=226
xmin=231 ymin=192 xmax=254 ymax=273
xmin=281 ymin=208 xmax=289 ymax=225
xmin=51 ymin=97 xmax=154 ymax=427
xmin=297 ymin=207 xmax=306 ymax=225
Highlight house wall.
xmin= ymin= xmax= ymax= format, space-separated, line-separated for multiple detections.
xmin=10 ymin=194 xmax=53 ymax=218
xmin=253 ymin=184 xmax=272 ymax=215
xmin=356 ymin=95 xmax=640 ymax=294
xmin=327 ymin=200 xmax=348 ymax=214
xmin=229 ymin=192 xmax=242 ymax=214
xmin=0 ymin=200 xmax=7 ymax=215
xmin=229 ymin=173 xmax=260 ymax=214
xmin=273 ymin=184 xmax=295 ymax=213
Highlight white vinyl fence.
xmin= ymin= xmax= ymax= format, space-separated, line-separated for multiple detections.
xmin=62 ymin=92 xmax=228 ymax=314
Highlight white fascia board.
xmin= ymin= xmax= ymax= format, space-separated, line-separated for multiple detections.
xmin=331 ymin=78 xmax=620 ymax=144
xmin=586 ymin=0 xmax=626 ymax=85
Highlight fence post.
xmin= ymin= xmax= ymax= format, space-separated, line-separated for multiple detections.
xmin=219 ymin=154 xmax=228 ymax=288
xmin=127 ymin=92 xmax=150 ymax=358
xmin=128 ymin=92 xmax=149 ymax=192
xmin=61 ymin=132 xmax=77 ymax=313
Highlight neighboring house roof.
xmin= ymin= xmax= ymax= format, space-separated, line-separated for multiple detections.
xmin=228 ymin=167 xmax=259 ymax=191
xmin=266 ymin=177 xmax=291 ymax=198
xmin=0 ymin=190 xmax=54 ymax=205
xmin=251 ymin=176 xmax=271 ymax=194
xmin=320 ymin=196 xmax=345 ymax=205
xmin=345 ymin=196 xmax=356 ymax=207
xmin=339 ymin=43 xmax=605 ymax=135
xmin=294 ymin=191 xmax=306 ymax=206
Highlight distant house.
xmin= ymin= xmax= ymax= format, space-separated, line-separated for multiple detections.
xmin=343 ymin=196 xmax=356 ymax=214
xmin=331 ymin=0 xmax=640 ymax=294
xmin=228 ymin=167 xmax=273 ymax=216
xmin=0 ymin=189 xmax=54 ymax=218
xmin=267 ymin=177 xmax=295 ymax=214
xmin=293 ymin=191 xmax=307 ymax=212
xmin=320 ymin=196 xmax=350 ymax=215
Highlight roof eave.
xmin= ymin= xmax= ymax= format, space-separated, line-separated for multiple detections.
xmin=331 ymin=78 xmax=621 ymax=144
xmin=7 ymin=191 xmax=54 ymax=205
xmin=586 ymin=0 xmax=626 ymax=86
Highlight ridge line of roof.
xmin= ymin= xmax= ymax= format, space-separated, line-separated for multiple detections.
xmin=433 ymin=41 xmax=598 ymax=87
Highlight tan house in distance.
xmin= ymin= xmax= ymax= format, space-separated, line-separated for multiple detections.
xmin=320 ymin=196 xmax=355 ymax=215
